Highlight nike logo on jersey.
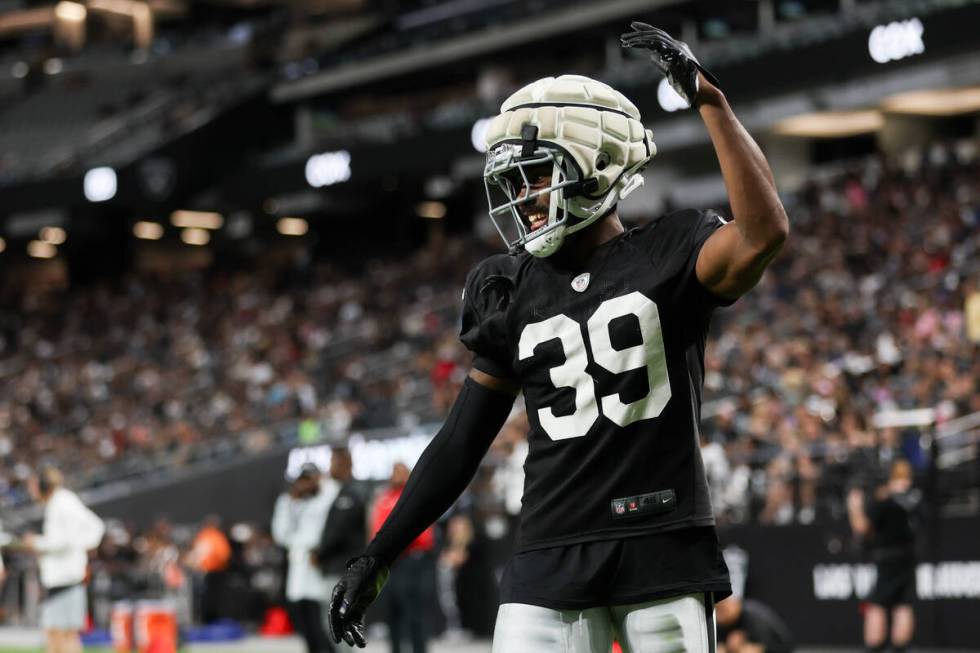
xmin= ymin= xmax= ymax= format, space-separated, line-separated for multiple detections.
xmin=571 ymin=272 xmax=590 ymax=292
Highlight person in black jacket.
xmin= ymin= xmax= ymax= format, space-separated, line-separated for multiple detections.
xmin=315 ymin=448 xmax=367 ymax=582
xmin=847 ymin=459 xmax=918 ymax=653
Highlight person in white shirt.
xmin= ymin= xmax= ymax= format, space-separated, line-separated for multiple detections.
xmin=23 ymin=467 xmax=105 ymax=653
xmin=272 ymin=463 xmax=336 ymax=653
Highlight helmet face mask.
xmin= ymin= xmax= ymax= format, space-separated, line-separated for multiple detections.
xmin=484 ymin=143 xmax=584 ymax=257
xmin=482 ymin=75 xmax=656 ymax=258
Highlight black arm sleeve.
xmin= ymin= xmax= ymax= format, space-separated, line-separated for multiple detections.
xmin=365 ymin=377 xmax=516 ymax=565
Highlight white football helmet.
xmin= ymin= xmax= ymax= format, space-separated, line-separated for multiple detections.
xmin=483 ymin=74 xmax=656 ymax=257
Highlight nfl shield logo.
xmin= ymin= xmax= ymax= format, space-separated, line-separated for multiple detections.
xmin=571 ymin=272 xmax=590 ymax=293
xmin=614 ymin=500 xmax=626 ymax=515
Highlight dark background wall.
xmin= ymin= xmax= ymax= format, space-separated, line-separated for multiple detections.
xmin=721 ymin=518 xmax=980 ymax=648
xmin=93 ymin=448 xmax=291 ymax=527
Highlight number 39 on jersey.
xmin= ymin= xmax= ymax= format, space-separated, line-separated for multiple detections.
xmin=518 ymin=291 xmax=671 ymax=441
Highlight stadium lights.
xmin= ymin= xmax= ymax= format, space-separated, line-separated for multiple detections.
xmin=305 ymin=150 xmax=351 ymax=188
xmin=416 ymin=201 xmax=447 ymax=219
xmin=11 ymin=62 xmax=28 ymax=78
xmin=276 ymin=217 xmax=309 ymax=236
xmin=132 ymin=1 xmax=152 ymax=49
xmin=657 ymin=78 xmax=688 ymax=112
xmin=84 ymin=166 xmax=117 ymax=202
xmin=43 ymin=58 xmax=63 ymax=75
xmin=868 ymin=18 xmax=924 ymax=65
xmin=133 ymin=221 xmax=164 ymax=240
xmin=471 ymin=118 xmax=492 ymax=153
xmin=27 ymin=240 xmax=57 ymax=259
xmin=54 ymin=1 xmax=86 ymax=22
xmin=180 ymin=228 xmax=210 ymax=246
xmin=171 ymin=210 xmax=223 ymax=230
xmin=88 ymin=0 xmax=139 ymax=16
xmin=882 ymin=87 xmax=980 ymax=116
xmin=40 ymin=226 xmax=66 ymax=245
xmin=773 ymin=110 xmax=884 ymax=138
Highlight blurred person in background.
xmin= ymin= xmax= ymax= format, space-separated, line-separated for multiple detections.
xmin=315 ymin=447 xmax=366 ymax=571
xmin=272 ymin=463 xmax=335 ymax=653
xmin=715 ymin=596 xmax=794 ymax=653
xmin=439 ymin=509 xmax=498 ymax=641
xmin=0 ymin=522 xmax=11 ymax=618
xmin=187 ymin=515 xmax=231 ymax=624
xmin=22 ymin=467 xmax=105 ymax=653
xmin=847 ymin=459 xmax=919 ymax=653
xmin=143 ymin=520 xmax=191 ymax=625
xmin=371 ymin=463 xmax=435 ymax=653
xmin=314 ymin=447 xmax=365 ymax=651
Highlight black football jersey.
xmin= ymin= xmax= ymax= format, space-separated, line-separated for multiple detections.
xmin=460 ymin=209 xmax=731 ymax=552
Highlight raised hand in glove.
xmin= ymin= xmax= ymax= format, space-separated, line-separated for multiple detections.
xmin=620 ymin=22 xmax=721 ymax=107
xmin=328 ymin=555 xmax=390 ymax=648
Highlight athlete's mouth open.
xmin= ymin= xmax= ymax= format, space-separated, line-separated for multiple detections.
xmin=524 ymin=210 xmax=548 ymax=232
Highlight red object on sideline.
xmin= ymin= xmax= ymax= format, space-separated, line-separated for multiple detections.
xmin=613 ymin=642 xmax=623 ymax=653
xmin=135 ymin=601 xmax=177 ymax=653
xmin=259 ymin=606 xmax=294 ymax=636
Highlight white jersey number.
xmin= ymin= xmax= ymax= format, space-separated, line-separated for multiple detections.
xmin=518 ymin=291 xmax=671 ymax=441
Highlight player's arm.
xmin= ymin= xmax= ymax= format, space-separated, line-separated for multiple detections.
xmin=328 ymin=369 xmax=517 ymax=648
xmin=622 ymin=24 xmax=789 ymax=300
xmin=694 ymin=78 xmax=789 ymax=300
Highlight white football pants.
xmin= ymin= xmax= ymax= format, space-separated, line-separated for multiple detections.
xmin=491 ymin=593 xmax=715 ymax=653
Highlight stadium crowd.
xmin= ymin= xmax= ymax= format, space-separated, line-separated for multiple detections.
xmin=0 ymin=140 xmax=978 ymax=525
xmin=701 ymin=139 xmax=979 ymax=525
xmin=0 ymin=235 xmax=483 ymax=505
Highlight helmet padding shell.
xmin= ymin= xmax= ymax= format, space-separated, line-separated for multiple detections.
xmin=485 ymin=75 xmax=655 ymax=212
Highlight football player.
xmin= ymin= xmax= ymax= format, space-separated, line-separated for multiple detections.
xmin=329 ymin=24 xmax=788 ymax=653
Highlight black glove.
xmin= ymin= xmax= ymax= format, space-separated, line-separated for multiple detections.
xmin=328 ymin=555 xmax=390 ymax=648
xmin=620 ymin=22 xmax=720 ymax=107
